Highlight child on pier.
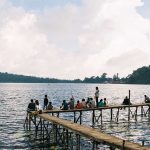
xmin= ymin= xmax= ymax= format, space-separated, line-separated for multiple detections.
xmin=47 ymin=102 xmax=53 ymax=110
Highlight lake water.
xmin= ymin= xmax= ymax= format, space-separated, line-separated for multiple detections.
xmin=0 ymin=83 xmax=150 ymax=149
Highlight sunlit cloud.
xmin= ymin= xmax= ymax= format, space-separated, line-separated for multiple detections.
xmin=0 ymin=0 xmax=150 ymax=79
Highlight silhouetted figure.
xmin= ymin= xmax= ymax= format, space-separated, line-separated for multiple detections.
xmin=122 ymin=96 xmax=131 ymax=105
xmin=28 ymin=99 xmax=36 ymax=111
xmin=144 ymin=95 xmax=150 ymax=103
xmin=95 ymin=87 xmax=99 ymax=107
xmin=43 ymin=95 xmax=48 ymax=110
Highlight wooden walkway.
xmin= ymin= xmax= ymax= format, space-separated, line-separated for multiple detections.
xmin=43 ymin=103 xmax=150 ymax=113
xmin=40 ymin=103 xmax=150 ymax=125
xmin=38 ymin=113 xmax=150 ymax=150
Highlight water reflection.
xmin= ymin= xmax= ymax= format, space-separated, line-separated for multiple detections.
xmin=0 ymin=83 xmax=150 ymax=149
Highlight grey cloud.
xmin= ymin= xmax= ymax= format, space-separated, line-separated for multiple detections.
xmin=105 ymin=49 xmax=150 ymax=76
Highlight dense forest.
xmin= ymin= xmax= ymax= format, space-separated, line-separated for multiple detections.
xmin=0 ymin=65 xmax=150 ymax=84
xmin=0 ymin=72 xmax=73 ymax=83
xmin=126 ymin=66 xmax=150 ymax=84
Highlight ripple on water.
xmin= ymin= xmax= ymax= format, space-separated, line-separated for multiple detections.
xmin=0 ymin=83 xmax=150 ymax=148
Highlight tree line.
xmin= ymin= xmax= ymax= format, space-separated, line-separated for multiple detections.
xmin=0 ymin=65 xmax=150 ymax=84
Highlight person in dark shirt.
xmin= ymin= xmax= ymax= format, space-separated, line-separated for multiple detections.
xmin=28 ymin=99 xmax=36 ymax=111
xmin=144 ymin=95 xmax=150 ymax=103
xmin=122 ymin=96 xmax=132 ymax=105
xmin=43 ymin=95 xmax=48 ymax=109
xmin=60 ymin=100 xmax=68 ymax=110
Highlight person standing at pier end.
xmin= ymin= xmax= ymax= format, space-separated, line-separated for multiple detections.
xmin=43 ymin=95 xmax=48 ymax=109
xmin=95 ymin=87 xmax=99 ymax=107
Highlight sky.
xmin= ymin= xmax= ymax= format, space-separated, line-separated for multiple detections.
xmin=0 ymin=0 xmax=150 ymax=79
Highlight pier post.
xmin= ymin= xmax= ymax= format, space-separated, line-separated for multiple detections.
xmin=135 ymin=106 xmax=138 ymax=121
xmin=34 ymin=115 xmax=36 ymax=131
xmin=128 ymin=90 xmax=131 ymax=122
xmin=148 ymin=105 xmax=150 ymax=117
xmin=141 ymin=106 xmax=144 ymax=116
xmin=92 ymin=110 xmax=95 ymax=126
xmin=142 ymin=140 xmax=145 ymax=146
xmin=40 ymin=118 xmax=42 ymax=137
xmin=42 ymin=120 xmax=45 ymax=141
xmin=29 ymin=113 xmax=31 ymax=131
xmin=74 ymin=111 xmax=76 ymax=123
xmin=101 ymin=109 xmax=103 ymax=125
xmin=122 ymin=140 xmax=125 ymax=150
xmin=76 ymin=134 xmax=80 ymax=150
xmin=110 ymin=108 xmax=113 ymax=121
xmin=80 ymin=111 xmax=82 ymax=125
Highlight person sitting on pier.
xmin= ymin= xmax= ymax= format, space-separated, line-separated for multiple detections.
xmin=68 ymin=97 xmax=74 ymax=109
xmin=75 ymin=100 xmax=83 ymax=109
xmin=122 ymin=96 xmax=132 ymax=105
xmin=86 ymin=97 xmax=90 ymax=106
xmin=98 ymin=99 xmax=104 ymax=107
xmin=144 ymin=95 xmax=150 ymax=103
xmin=81 ymin=98 xmax=87 ymax=108
xmin=103 ymin=98 xmax=108 ymax=107
xmin=47 ymin=102 xmax=53 ymax=110
xmin=27 ymin=99 xmax=36 ymax=111
xmin=87 ymin=98 xmax=95 ymax=108
xmin=60 ymin=100 xmax=68 ymax=110
xmin=35 ymin=100 xmax=39 ymax=111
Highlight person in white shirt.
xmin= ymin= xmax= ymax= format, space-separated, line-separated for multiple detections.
xmin=95 ymin=87 xmax=99 ymax=107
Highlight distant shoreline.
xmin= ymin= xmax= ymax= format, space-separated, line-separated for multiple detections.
xmin=1 ymin=65 xmax=150 ymax=84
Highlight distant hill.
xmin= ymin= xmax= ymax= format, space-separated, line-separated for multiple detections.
xmin=0 ymin=72 xmax=75 ymax=83
xmin=1 ymin=65 xmax=150 ymax=84
xmin=126 ymin=65 xmax=150 ymax=84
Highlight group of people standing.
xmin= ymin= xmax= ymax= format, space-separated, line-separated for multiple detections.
xmin=27 ymin=95 xmax=53 ymax=111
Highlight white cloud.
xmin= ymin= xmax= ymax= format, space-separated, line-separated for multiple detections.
xmin=105 ymin=49 xmax=149 ymax=76
xmin=0 ymin=0 xmax=150 ymax=79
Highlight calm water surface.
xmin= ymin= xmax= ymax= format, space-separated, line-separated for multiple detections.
xmin=0 ymin=83 xmax=150 ymax=149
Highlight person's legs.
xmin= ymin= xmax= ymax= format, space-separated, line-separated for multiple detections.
xmin=96 ymin=97 xmax=98 ymax=107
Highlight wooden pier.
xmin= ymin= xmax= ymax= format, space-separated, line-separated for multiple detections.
xmin=24 ymin=103 xmax=150 ymax=149
xmin=38 ymin=114 xmax=150 ymax=150
xmin=43 ymin=103 xmax=150 ymax=126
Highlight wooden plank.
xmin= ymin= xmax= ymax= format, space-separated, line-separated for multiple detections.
xmin=38 ymin=114 xmax=150 ymax=150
